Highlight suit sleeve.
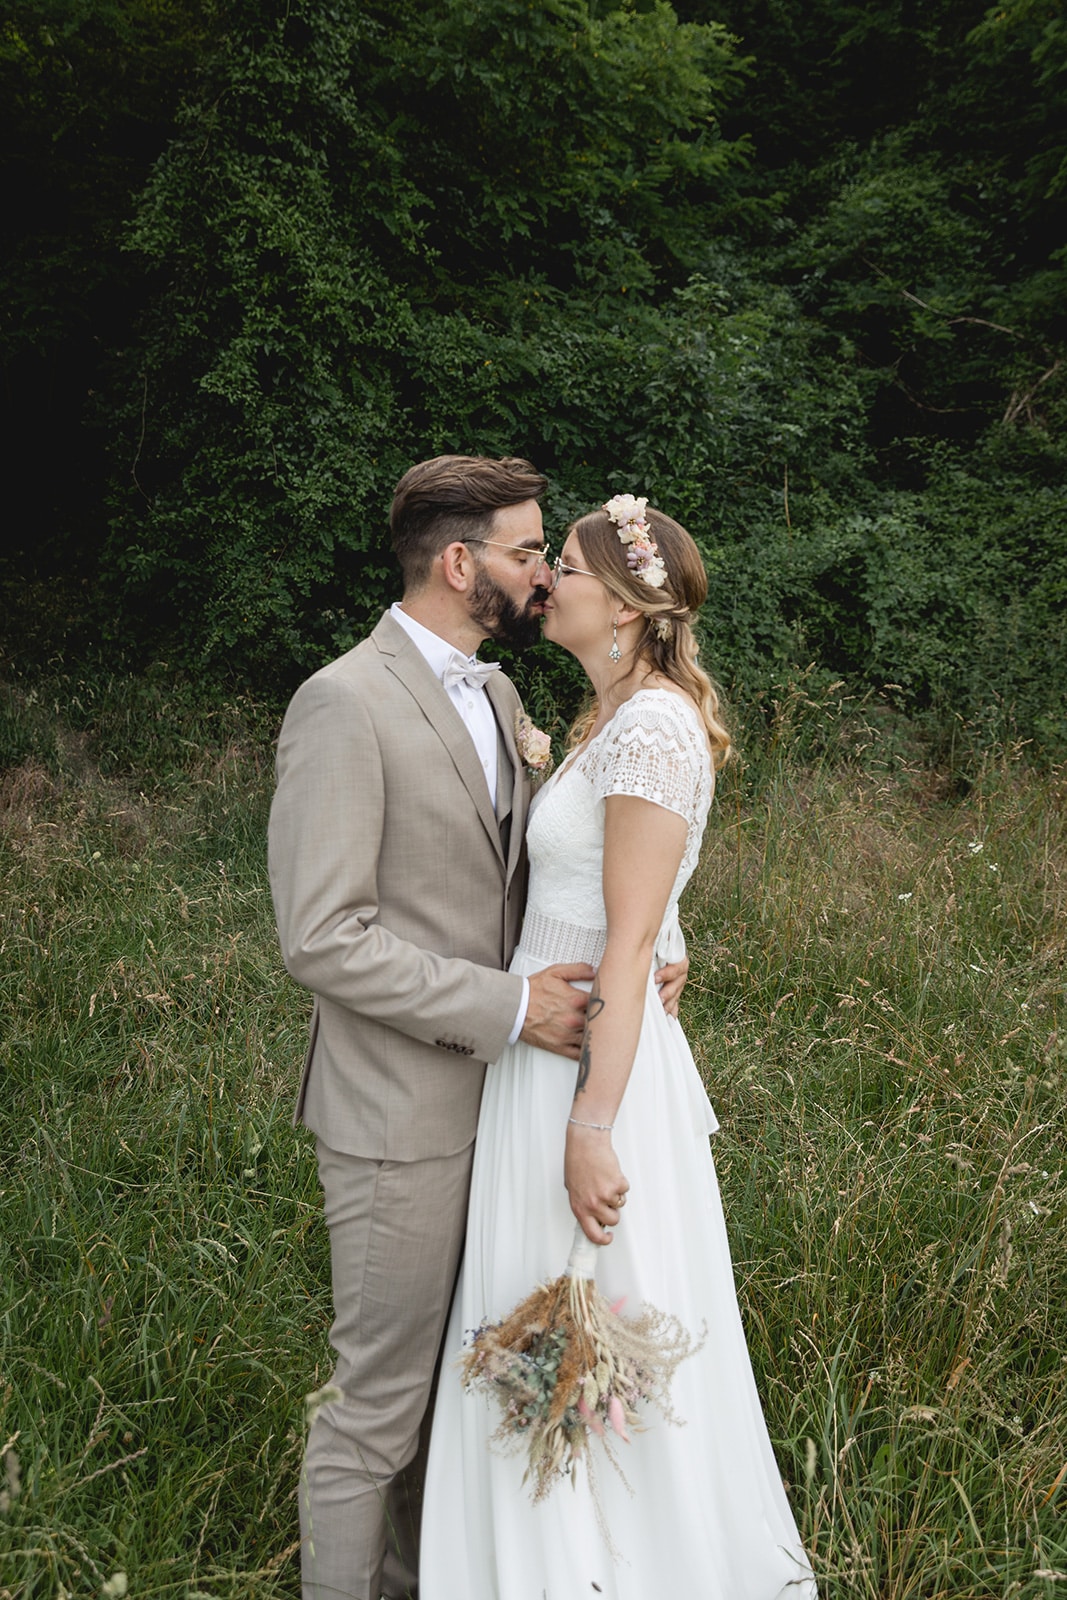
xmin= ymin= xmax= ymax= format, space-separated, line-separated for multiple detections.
xmin=267 ymin=669 xmax=524 ymax=1062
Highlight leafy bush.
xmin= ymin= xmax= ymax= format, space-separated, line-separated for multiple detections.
xmin=101 ymin=0 xmax=749 ymax=687
xmin=2 ymin=0 xmax=1060 ymax=758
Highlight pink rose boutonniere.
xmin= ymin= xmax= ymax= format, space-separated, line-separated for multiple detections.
xmin=514 ymin=712 xmax=553 ymax=780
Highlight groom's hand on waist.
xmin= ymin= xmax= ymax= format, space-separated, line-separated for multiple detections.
xmin=520 ymin=964 xmax=595 ymax=1059
xmin=655 ymin=953 xmax=690 ymax=1017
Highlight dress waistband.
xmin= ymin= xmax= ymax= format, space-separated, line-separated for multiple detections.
xmin=516 ymin=909 xmax=607 ymax=968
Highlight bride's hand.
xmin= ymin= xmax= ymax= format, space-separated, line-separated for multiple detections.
xmin=565 ymin=1124 xmax=629 ymax=1245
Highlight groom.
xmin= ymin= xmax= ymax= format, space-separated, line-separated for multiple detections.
xmin=269 ymin=454 xmax=595 ymax=1600
xmin=269 ymin=454 xmax=685 ymax=1600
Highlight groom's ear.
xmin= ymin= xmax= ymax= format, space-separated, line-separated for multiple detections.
xmin=440 ymin=541 xmax=477 ymax=593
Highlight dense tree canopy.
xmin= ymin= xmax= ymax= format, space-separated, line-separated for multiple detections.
xmin=703 ymin=0 xmax=1067 ymax=437
xmin=2 ymin=0 xmax=1064 ymax=748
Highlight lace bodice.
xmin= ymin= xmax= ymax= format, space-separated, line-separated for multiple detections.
xmin=517 ymin=690 xmax=714 ymax=969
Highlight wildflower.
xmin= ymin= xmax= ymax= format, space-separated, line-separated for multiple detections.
xmin=968 ymin=839 xmax=984 ymax=855
xmin=897 ymin=892 xmax=912 ymax=902
xmin=102 ymin=1576 xmax=128 ymax=1600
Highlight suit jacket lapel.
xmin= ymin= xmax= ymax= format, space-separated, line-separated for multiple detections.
xmin=487 ymin=677 xmax=515 ymax=822
xmin=373 ymin=614 xmax=505 ymax=864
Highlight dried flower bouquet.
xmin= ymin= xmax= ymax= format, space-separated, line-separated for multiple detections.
xmin=459 ymin=1223 xmax=702 ymax=1502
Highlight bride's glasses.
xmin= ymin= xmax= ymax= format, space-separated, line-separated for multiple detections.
xmin=549 ymin=555 xmax=598 ymax=590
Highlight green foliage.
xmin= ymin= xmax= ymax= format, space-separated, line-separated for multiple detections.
xmin=702 ymin=0 xmax=1067 ymax=445
xmin=99 ymin=0 xmax=754 ymax=684
xmin=397 ymin=0 xmax=749 ymax=295
xmin=0 ymin=0 xmax=217 ymax=355
xmin=2 ymin=0 xmax=1066 ymax=756
xmin=713 ymin=450 xmax=1067 ymax=753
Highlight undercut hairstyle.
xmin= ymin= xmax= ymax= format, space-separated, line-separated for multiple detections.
xmin=390 ymin=455 xmax=548 ymax=590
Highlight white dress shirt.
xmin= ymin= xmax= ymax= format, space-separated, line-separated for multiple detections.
xmin=390 ymin=603 xmax=529 ymax=1042
xmin=391 ymin=603 xmax=499 ymax=802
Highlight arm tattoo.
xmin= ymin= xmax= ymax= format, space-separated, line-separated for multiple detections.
xmin=574 ymin=982 xmax=605 ymax=1096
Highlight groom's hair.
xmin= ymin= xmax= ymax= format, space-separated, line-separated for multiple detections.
xmin=390 ymin=455 xmax=547 ymax=590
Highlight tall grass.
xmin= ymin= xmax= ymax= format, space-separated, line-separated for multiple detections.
xmin=1 ymin=687 xmax=320 ymax=1599
xmin=687 ymin=698 xmax=1066 ymax=1599
xmin=1 ymin=674 xmax=1064 ymax=1598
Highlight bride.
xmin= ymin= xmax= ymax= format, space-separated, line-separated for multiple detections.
xmin=420 ymin=496 xmax=818 ymax=1598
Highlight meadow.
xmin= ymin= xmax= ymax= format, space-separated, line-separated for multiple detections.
xmin=1 ymin=675 xmax=1064 ymax=1599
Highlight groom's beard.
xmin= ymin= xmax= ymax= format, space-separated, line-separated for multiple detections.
xmin=469 ymin=566 xmax=548 ymax=650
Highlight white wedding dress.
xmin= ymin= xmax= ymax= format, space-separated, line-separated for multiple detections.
xmin=421 ymin=690 xmax=817 ymax=1599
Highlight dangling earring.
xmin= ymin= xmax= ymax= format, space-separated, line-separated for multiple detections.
xmin=609 ymin=619 xmax=621 ymax=664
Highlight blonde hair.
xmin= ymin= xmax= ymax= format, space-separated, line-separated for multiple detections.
xmin=565 ymin=504 xmax=731 ymax=768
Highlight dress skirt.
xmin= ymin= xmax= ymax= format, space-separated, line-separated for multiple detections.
xmin=420 ymin=950 xmax=817 ymax=1600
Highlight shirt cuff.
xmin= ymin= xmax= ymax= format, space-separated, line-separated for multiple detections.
xmin=507 ymin=977 xmax=530 ymax=1046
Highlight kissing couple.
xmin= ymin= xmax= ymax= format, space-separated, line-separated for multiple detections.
xmin=268 ymin=455 xmax=817 ymax=1599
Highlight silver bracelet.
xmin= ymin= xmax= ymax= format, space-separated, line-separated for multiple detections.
xmin=568 ymin=1116 xmax=614 ymax=1132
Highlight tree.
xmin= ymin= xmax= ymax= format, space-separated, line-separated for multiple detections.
xmin=680 ymin=0 xmax=1067 ymax=450
xmin=101 ymin=0 xmax=751 ymax=683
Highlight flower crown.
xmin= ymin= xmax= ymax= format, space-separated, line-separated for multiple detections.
xmin=603 ymin=494 xmax=668 ymax=590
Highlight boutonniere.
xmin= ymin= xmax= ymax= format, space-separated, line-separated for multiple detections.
xmin=514 ymin=711 xmax=553 ymax=780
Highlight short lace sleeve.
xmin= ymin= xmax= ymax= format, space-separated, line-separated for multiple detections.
xmin=583 ymin=692 xmax=711 ymax=825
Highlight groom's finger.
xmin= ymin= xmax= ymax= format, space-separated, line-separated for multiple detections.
xmin=544 ymin=962 xmax=597 ymax=984
xmin=654 ymin=955 xmax=689 ymax=1013
xmin=528 ymin=970 xmax=591 ymax=1018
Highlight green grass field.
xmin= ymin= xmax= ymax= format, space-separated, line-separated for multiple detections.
xmin=1 ymin=678 xmax=1064 ymax=1598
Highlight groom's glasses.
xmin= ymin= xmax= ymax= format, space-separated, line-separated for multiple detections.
xmin=463 ymin=538 xmax=551 ymax=571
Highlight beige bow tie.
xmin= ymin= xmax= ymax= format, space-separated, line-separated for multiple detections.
xmin=442 ymin=655 xmax=501 ymax=693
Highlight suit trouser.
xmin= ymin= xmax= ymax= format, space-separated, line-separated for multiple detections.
xmin=301 ymin=1138 xmax=474 ymax=1600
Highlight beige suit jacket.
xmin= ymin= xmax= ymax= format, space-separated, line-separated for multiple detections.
xmin=268 ymin=611 xmax=530 ymax=1162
